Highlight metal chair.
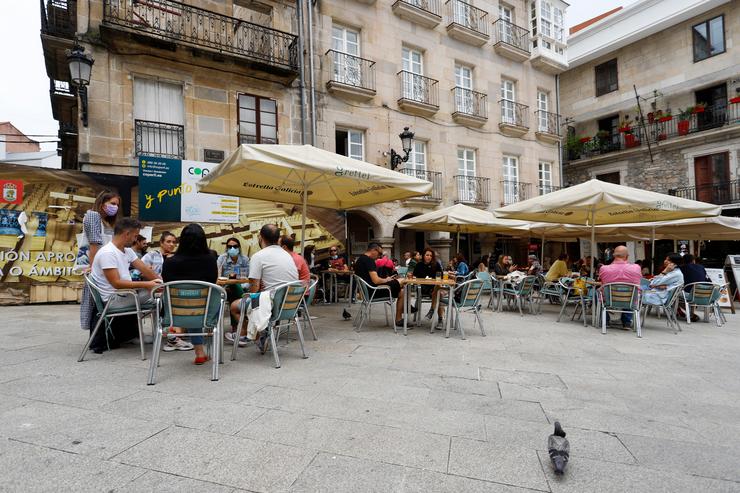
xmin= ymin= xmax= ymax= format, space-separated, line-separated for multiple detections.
xmin=682 ymin=282 xmax=725 ymax=327
xmin=232 ymin=281 xmax=308 ymax=368
xmin=299 ymin=275 xmax=319 ymax=340
xmin=440 ymin=278 xmax=486 ymax=339
xmin=642 ymin=284 xmax=683 ymax=334
xmin=79 ymin=273 xmax=156 ymax=362
xmin=476 ymin=271 xmax=496 ymax=309
xmin=147 ymin=281 xmax=227 ymax=384
xmin=598 ymin=283 xmax=642 ymax=337
xmin=538 ymin=275 xmax=567 ymax=313
xmin=353 ymin=275 xmax=396 ymax=333
xmin=502 ymin=275 xmax=537 ymax=316
xmin=558 ymin=277 xmax=594 ymax=327
xmin=396 ymin=266 xmax=408 ymax=278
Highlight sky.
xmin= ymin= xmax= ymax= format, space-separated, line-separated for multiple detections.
xmin=0 ymin=0 xmax=639 ymax=153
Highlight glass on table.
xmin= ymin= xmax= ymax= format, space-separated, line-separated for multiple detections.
xmin=436 ymin=272 xmax=443 ymax=281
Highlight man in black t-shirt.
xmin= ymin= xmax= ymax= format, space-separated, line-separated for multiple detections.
xmin=354 ymin=242 xmax=407 ymax=327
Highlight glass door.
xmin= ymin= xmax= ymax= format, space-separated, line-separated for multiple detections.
xmin=500 ymin=79 xmax=515 ymax=124
xmin=455 ymin=65 xmax=473 ymax=114
xmin=402 ymin=47 xmax=424 ymax=102
xmin=332 ymin=26 xmax=361 ymax=86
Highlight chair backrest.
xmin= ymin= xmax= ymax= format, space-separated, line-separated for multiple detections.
xmin=455 ymin=278 xmax=484 ymax=308
xmin=396 ymin=266 xmax=408 ymax=277
xmin=353 ymin=275 xmax=388 ymax=302
xmin=517 ymin=275 xmax=537 ymax=295
xmin=600 ymin=283 xmax=640 ymax=311
xmin=159 ymin=281 xmax=226 ymax=329
xmin=710 ymin=284 xmax=725 ymax=304
xmin=83 ymin=273 xmax=107 ymax=313
xmin=665 ymin=284 xmax=684 ymax=308
xmin=476 ymin=271 xmax=492 ymax=290
xmin=685 ymin=282 xmax=716 ymax=306
xmin=271 ymin=281 xmax=308 ymax=322
xmin=305 ymin=275 xmax=319 ymax=305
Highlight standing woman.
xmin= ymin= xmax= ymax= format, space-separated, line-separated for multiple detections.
xmin=216 ymin=237 xmax=249 ymax=340
xmin=142 ymin=231 xmax=177 ymax=276
xmin=79 ymin=190 xmax=121 ymax=332
xmin=303 ymin=244 xmax=316 ymax=272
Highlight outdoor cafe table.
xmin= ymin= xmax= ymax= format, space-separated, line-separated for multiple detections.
xmin=217 ymin=277 xmax=250 ymax=286
xmin=321 ymin=269 xmax=353 ymax=305
xmin=402 ymin=277 xmax=456 ymax=336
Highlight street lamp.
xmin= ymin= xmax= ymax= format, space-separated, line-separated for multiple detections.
xmin=389 ymin=127 xmax=414 ymax=170
xmin=66 ymin=44 xmax=94 ymax=127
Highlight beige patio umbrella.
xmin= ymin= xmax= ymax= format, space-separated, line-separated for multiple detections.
xmin=197 ymin=144 xmax=433 ymax=252
xmin=495 ymin=179 xmax=721 ymax=275
xmin=396 ymin=203 xmax=530 ymax=251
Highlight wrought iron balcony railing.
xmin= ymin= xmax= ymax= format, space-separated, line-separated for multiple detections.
xmin=492 ymin=19 xmax=530 ymax=52
xmin=500 ymin=180 xmax=531 ymax=205
xmin=445 ymin=0 xmax=488 ymax=35
xmin=566 ymin=102 xmax=740 ymax=162
xmin=398 ymin=168 xmax=443 ymax=201
xmin=452 ymin=87 xmax=487 ymax=119
xmin=535 ymin=110 xmax=560 ymax=135
xmin=454 ymin=175 xmax=490 ymax=206
xmin=395 ymin=0 xmax=442 ymax=17
xmin=40 ymin=0 xmax=77 ymax=38
xmin=398 ymin=71 xmax=439 ymax=107
xmin=135 ymin=119 xmax=185 ymax=159
xmin=538 ymin=184 xmax=561 ymax=195
xmin=499 ymin=100 xmax=529 ymax=128
xmin=103 ymin=0 xmax=298 ymax=72
xmin=326 ymin=50 xmax=376 ymax=91
xmin=669 ymin=180 xmax=740 ymax=205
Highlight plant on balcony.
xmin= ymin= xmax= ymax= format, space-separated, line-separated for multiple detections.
xmin=730 ymin=96 xmax=740 ymax=104
xmin=618 ymin=116 xmax=633 ymax=133
xmin=677 ymin=107 xmax=692 ymax=136
xmin=693 ymin=102 xmax=706 ymax=113
xmin=624 ymin=133 xmax=640 ymax=148
xmin=578 ymin=136 xmax=591 ymax=143
xmin=596 ymin=130 xmax=610 ymax=141
xmin=657 ymin=110 xmax=672 ymax=123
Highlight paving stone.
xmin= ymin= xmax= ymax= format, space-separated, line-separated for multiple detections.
xmin=113 ymin=470 xmax=236 ymax=492
xmin=426 ymin=389 xmax=548 ymax=423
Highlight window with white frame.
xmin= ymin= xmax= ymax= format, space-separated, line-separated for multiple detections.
xmin=332 ymin=25 xmax=361 ymax=86
xmin=502 ymin=155 xmax=519 ymax=204
xmin=133 ymin=78 xmax=185 ymax=158
xmin=454 ymin=64 xmax=474 ymax=114
xmin=500 ymin=79 xmax=516 ymax=124
xmin=335 ymin=128 xmax=364 ymax=160
xmin=537 ymin=90 xmax=549 ymax=132
xmin=540 ymin=1 xmax=552 ymax=38
xmin=408 ymin=141 xmax=427 ymax=173
xmin=498 ymin=4 xmax=514 ymax=43
xmin=402 ymin=47 xmax=424 ymax=101
xmin=457 ymin=147 xmax=477 ymax=202
xmin=538 ymin=161 xmax=553 ymax=194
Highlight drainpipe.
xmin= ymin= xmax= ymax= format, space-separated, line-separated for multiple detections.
xmin=296 ymin=0 xmax=307 ymax=144
xmin=307 ymin=0 xmax=317 ymax=145
xmin=556 ymin=73 xmax=563 ymax=186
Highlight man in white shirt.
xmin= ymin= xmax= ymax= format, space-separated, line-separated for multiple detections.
xmin=91 ymin=217 xmax=161 ymax=311
xmin=229 ymin=223 xmax=298 ymax=351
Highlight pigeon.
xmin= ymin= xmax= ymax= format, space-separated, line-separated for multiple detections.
xmin=342 ymin=308 xmax=352 ymax=320
xmin=548 ymin=421 xmax=570 ymax=475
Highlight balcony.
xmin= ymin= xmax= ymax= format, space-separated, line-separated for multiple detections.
xmin=670 ymin=180 xmax=740 ymax=206
xmin=492 ymin=19 xmax=530 ymax=62
xmin=530 ymin=29 xmax=568 ymax=74
xmin=499 ymin=100 xmax=529 ymax=137
xmin=49 ymin=79 xmax=77 ymax=123
xmin=398 ymin=168 xmax=443 ymax=203
xmin=397 ymin=71 xmax=439 ymax=116
xmin=534 ymin=110 xmax=561 ymax=144
xmin=454 ymin=175 xmax=490 ymax=206
xmin=451 ymin=87 xmax=487 ymax=127
xmin=500 ymin=180 xmax=531 ymax=206
xmin=135 ymin=119 xmax=185 ymax=159
xmin=392 ymin=0 xmax=442 ymax=28
xmin=40 ymin=0 xmax=77 ymax=81
xmin=445 ymin=0 xmax=489 ymax=46
xmin=566 ymin=102 xmax=740 ymax=163
xmin=538 ymin=184 xmax=562 ymax=195
xmin=325 ymin=51 xmax=376 ymax=101
xmin=101 ymin=0 xmax=299 ymax=83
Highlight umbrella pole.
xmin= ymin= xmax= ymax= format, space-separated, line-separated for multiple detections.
xmin=541 ymin=232 xmax=545 ymax=260
xmin=651 ymin=227 xmax=656 ymax=274
xmin=456 ymin=228 xmax=460 ymax=254
xmin=590 ymin=209 xmax=595 ymax=277
xmin=301 ymin=189 xmax=308 ymax=257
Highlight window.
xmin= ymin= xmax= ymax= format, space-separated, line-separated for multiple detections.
xmin=402 ymin=47 xmax=424 ymax=101
xmin=453 ymin=0 xmax=473 ymax=28
xmin=457 ymin=147 xmax=477 ymax=202
xmin=540 ymin=1 xmax=552 ymax=38
xmin=332 ymin=25 xmax=361 ymax=86
xmin=335 ymin=128 xmax=363 ymax=160
xmin=595 ymin=58 xmax=618 ymax=97
xmin=693 ymin=15 xmax=725 ymax=62
xmin=133 ymin=78 xmax=185 ymax=158
xmin=455 ymin=64 xmax=474 ymax=114
xmin=498 ymin=4 xmax=513 ymax=43
xmin=596 ymin=171 xmax=621 ymax=185
xmin=537 ymin=91 xmax=549 ymax=131
xmin=502 ymin=155 xmax=519 ymax=204
xmin=598 ymin=115 xmax=619 ymax=148
xmin=529 ymin=1 xmax=537 ymax=35
xmin=457 ymin=148 xmax=476 ymax=176
xmin=408 ymin=141 xmax=427 ymax=172
xmin=538 ymin=161 xmax=552 ymax=194
xmin=500 ymin=79 xmax=516 ymax=124
xmin=238 ymin=94 xmax=277 ymax=144
xmin=553 ymin=5 xmax=564 ymax=43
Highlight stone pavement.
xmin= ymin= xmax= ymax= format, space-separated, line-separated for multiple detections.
xmin=1 ymin=300 xmax=740 ymax=492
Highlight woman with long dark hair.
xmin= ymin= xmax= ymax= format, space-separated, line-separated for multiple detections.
xmin=142 ymin=231 xmax=177 ymax=275
xmin=413 ymin=248 xmax=445 ymax=329
xmin=162 ymin=224 xmax=219 ymax=364
xmin=216 ymin=236 xmax=249 ymax=340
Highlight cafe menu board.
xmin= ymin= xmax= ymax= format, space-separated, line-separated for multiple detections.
xmin=139 ymin=156 xmax=238 ymax=223
xmin=705 ymin=268 xmax=732 ymax=308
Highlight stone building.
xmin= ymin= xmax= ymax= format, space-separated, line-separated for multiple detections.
xmin=41 ymin=0 xmax=569 ymax=262
xmin=561 ymin=0 xmax=740 ymax=206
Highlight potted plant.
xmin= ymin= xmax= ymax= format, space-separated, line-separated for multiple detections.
xmin=565 ymin=134 xmax=584 ymax=159
xmin=677 ymin=107 xmax=692 ymax=136
xmin=693 ymin=102 xmax=706 ymax=113
xmin=596 ymin=130 xmax=610 ymax=140
xmin=658 ymin=110 xmax=673 ymax=123
xmin=730 ymin=96 xmax=740 ymax=104
xmin=624 ymin=132 xmax=639 ymax=148
xmin=579 ymin=136 xmax=591 ymax=143
xmin=618 ymin=117 xmax=633 ymax=133
xmin=658 ymin=132 xmax=667 ymax=141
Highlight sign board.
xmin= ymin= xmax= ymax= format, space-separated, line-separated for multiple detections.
xmin=138 ymin=156 xmax=239 ymax=223
xmin=705 ymin=268 xmax=732 ymax=308
xmin=0 ymin=180 xmax=23 ymax=204
xmin=203 ymin=149 xmax=225 ymax=163
xmin=725 ymin=255 xmax=740 ymax=301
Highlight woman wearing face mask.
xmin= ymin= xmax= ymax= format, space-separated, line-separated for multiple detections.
xmin=216 ymin=237 xmax=250 ymax=342
xmin=141 ymin=231 xmax=177 ymax=276
xmin=79 ymin=190 xmax=121 ymax=332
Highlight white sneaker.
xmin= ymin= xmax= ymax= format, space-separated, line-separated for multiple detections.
xmin=225 ymin=332 xmax=248 ymax=347
xmin=163 ymin=337 xmax=194 ymax=351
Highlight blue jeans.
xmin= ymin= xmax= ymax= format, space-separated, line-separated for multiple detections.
xmin=606 ymin=311 xmax=632 ymax=326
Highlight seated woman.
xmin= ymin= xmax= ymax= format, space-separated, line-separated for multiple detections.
xmin=413 ymin=248 xmax=445 ymax=328
xmin=141 ymin=231 xmax=177 ymax=276
xmin=454 ymin=253 xmax=470 ymax=277
xmin=643 ymin=253 xmax=684 ymax=306
xmin=162 ymin=224 xmax=219 ymax=365
xmin=493 ymin=254 xmax=517 ymax=277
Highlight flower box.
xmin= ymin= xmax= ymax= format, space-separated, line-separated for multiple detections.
xmin=658 ymin=133 xmax=667 ymax=141
xmin=692 ymin=106 xmax=705 ymax=113
xmin=658 ymin=116 xmax=673 ymax=123
xmin=678 ymin=120 xmax=690 ymax=136
xmin=625 ymin=134 xmax=639 ymax=148
xmin=730 ymin=97 xmax=740 ymax=104
xmin=579 ymin=137 xmax=591 ymax=143
xmin=619 ymin=127 xmax=631 ymax=133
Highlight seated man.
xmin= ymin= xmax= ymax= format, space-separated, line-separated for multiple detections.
xmin=279 ymin=234 xmax=310 ymax=286
xmin=229 ymin=224 xmax=298 ymax=352
xmin=598 ymin=245 xmax=642 ymax=328
xmin=679 ymin=254 xmax=709 ymax=321
xmin=545 ymin=253 xmax=571 ymax=282
xmin=89 ymin=218 xmax=166 ymax=349
xmin=355 ymin=242 xmax=407 ymax=328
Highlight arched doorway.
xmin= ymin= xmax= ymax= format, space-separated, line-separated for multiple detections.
xmin=346 ymin=211 xmax=377 ymax=258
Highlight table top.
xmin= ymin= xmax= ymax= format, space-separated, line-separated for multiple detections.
xmin=217 ymin=277 xmax=249 ymax=286
xmin=321 ymin=269 xmax=353 ymax=274
xmin=404 ymin=277 xmax=456 ymax=286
